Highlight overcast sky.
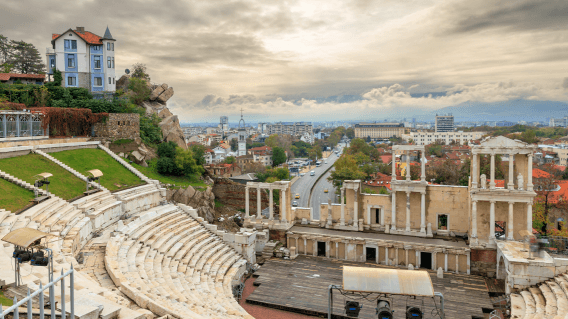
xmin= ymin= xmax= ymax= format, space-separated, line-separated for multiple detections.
xmin=2 ymin=0 xmax=568 ymax=123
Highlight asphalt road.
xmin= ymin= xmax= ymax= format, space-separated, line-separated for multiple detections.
xmin=290 ymin=143 xmax=346 ymax=210
xmin=309 ymin=170 xmax=336 ymax=220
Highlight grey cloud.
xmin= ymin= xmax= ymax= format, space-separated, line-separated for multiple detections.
xmin=563 ymin=78 xmax=568 ymax=89
xmin=444 ymin=0 xmax=568 ymax=34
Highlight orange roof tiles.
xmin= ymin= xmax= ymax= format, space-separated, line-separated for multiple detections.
xmin=533 ymin=168 xmax=552 ymax=179
xmin=0 ymin=73 xmax=46 ymax=81
xmin=52 ymin=29 xmax=104 ymax=45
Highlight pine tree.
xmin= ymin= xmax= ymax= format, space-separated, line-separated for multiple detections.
xmin=9 ymin=40 xmax=45 ymax=74
xmin=0 ymin=34 xmax=11 ymax=64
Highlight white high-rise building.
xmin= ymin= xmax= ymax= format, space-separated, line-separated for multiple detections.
xmin=238 ymin=112 xmax=247 ymax=156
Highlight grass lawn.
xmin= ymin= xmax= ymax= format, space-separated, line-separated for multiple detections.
xmin=0 ymin=290 xmax=13 ymax=306
xmin=0 ymin=178 xmax=35 ymax=212
xmin=131 ymin=160 xmax=208 ymax=190
xmin=50 ymin=148 xmax=144 ymax=192
xmin=0 ymin=154 xmax=85 ymax=200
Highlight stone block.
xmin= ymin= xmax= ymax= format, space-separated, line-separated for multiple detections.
xmin=149 ymin=85 xmax=166 ymax=101
xmin=157 ymin=87 xmax=174 ymax=103
xmin=408 ymin=264 xmax=414 ymax=270
xmin=437 ymin=267 xmax=444 ymax=278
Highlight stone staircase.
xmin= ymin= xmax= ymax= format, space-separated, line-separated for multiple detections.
xmin=33 ymin=149 xmax=108 ymax=192
xmin=97 ymin=145 xmax=153 ymax=184
xmin=105 ymin=205 xmax=252 ymax=319
xmin=510 ymin=273 xmax=568 ymax=318
xmin=0 ymin=169 xmax=47 ymax=195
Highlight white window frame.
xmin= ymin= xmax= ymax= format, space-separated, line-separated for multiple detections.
xmin=107 ymin=57 xmax=111 ymax=68
xmin=436 ymin=213 xmax=450 ymax=235
xmin=94 ymin=77 xmax=102 ymax=87
xmin=93 ymin=55 xmax=101 ymax=69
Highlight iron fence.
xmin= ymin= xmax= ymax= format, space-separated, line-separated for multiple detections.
xmin=0 ymin=267 xmax=75 ymax=319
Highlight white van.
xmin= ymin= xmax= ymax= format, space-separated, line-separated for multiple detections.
xmin=310 ymin=171 xmax=315 ymax=176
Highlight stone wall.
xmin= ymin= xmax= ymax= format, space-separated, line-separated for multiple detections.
xmin=212 ymin=177 xmax=270 ymax=210
xmin=93 ymin=113 xmax=140 ymax=140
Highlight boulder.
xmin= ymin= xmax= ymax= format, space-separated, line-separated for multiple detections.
xmin=149 ymin=84 xmax=167 ymax=101
xmin=131 ymin=150 xmax=144 ymax=163
xmin=159 ymin=115 xmax=187 ymax=150
xmin=116 ymin=74 xmax=130 ymax=91
xmin=158 ymin=107 xmax=173 ymax=119
xmin=157 ymin=87 xmax=174 ymax=103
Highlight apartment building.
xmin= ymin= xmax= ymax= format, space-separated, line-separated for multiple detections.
xmin=435 ymin=114 xmax=454 ymax=132
xmin=266 ymin=122 xmax=313 ymax=136
xmin=354 ymin=123 xmax=404 ymax=139
xmin=47 ymin=27 xmax=116 ymax=92
xmin=404 ymin=131 xmax=486 ymax=145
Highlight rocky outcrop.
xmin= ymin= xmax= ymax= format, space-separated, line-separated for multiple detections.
xmin=149 ymin=83 xmax=174 ymax=104
xmin=116 ymin=74 xmax=130 ymax=91
xmin=142 ymin=99 xmax=187 ymax=150
xmin=167 ymin=186 xmax=216 ymax=222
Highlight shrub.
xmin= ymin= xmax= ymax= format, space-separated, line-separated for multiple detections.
xmin=174 ymin=147 xmax=204 ymax=177
xmin=157 ymin=157 xmax=180 ymax=175
xmin=128 ymin=77 xmax=151 ymax=105
xmin=157 ymin=141 xmax=178 ymax=158
xmin=140 ymin=114 xmax=162 ymax=146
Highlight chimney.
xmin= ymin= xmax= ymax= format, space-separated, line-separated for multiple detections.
xmin=76 ymin=27 xmax=84 ymax=33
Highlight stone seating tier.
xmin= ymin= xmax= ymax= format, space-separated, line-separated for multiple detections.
xmin=511 ymin=273 xmax=568 ymax=319
xmin=105 ymin=205 xmax=253 ymax=319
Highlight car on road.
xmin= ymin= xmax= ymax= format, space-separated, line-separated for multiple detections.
xmin=295 ymin=193 xmax=300 ymax=199
xmin=292 ymin=201 xmax=298 ymax=207
xmin=300 ymin=173 xmax=305 ymax=176
xmin=310 ymin=171 xmax=315 ymax=176
xmin=325 ymin=161 xmax=328 ymax=164
xmin=324 ymin=188 xmax=328 ymax=193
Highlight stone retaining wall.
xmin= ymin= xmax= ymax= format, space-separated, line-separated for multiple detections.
xmin=93 ymin=113 xmax=140 ymax=140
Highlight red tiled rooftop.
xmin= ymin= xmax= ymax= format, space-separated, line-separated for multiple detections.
xmin=52 ymin=29 xmax=104 ymax=45
xmin=0 ymin=73 xmax=46 ymax=81
xmin=533 ymin=168 xmax=552 ymax=179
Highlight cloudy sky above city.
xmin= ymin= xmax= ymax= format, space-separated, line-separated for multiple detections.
xmin=2 ymin=0 xmax=568 ymax=123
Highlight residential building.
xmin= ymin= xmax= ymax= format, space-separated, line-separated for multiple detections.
xmin=248 ymin=146 xmax=273 ymax=167
xmin=219 ymin=116 xmax=229 ymax=132
xmin=266 ymin=122 xmax=313 ymax=136
xmin=203 ymin=148 xmax=214 ymax=165
xmin=46 ymin=26 xmax=116 ymax=92
xmin=403 ymin=131 xmax=486 ymax=145
xmin=539 ymin=144 xmax=568 ymax=166
xmin=0 ymin=73 xmax=46 ymax=85
xmin=435 ymin=114 xmax=454 ymax=132
xmin=353 ymin=122 xmax=404 ymax=139
xmin=299 ymin=132 xmax=314 ymax=144
xmin=496 ymin=121 xmax=515 ymax=127
xmin=549 ymin=116 xmax=568 ymax=127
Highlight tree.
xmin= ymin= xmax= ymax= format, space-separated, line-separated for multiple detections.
xmin=157 ymin=141 xmax=177 ymax=158
xmin=328 ymin=154 xmax=367 ymax=189
xmin=8 ymin=40 xmax=45 ymax=74
xmin=272 ymin=147 xmax=286 ymax=167
xmin=174 ymin=147 xmax=204 ymax=176
xmin=229 ymin=138 xmax=238 ymax=151
xmin=534 ymin=171 xmax=558 ymax=234
xmin=190 ymin=144 xmax=206 ymax=166
xmin=224 ymin=156 xmax=235 ymax=164
xmin=53 ymin=69 xmax=62 ymax=86
xmin=0 ymin=34 xmax=11 ymax=65
xmin=131 ymin=63 xmax=150 ymax=82
xmin=128 ymin=77 xmax=151 ymax=105
xmin=346 ymin=127 xmax=355 ymax=139
xmin=519 ymin=130 xmax=538 ymax=144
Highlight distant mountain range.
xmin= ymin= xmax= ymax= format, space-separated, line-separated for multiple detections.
xmin=424 ymin=100 xmax=568 ymax=122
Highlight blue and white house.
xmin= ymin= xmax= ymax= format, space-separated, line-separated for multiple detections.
xmin=46 ymin=26 xmax=116 ymax=93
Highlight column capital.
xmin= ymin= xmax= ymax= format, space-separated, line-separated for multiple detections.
xmin=527 ymin=153 xmax=533 ymax=158
xmin=490 ymin=200 xmax=496 ymax=204
xmin=472 ymin=200 xmax=478 ymax=204
xmin=508 ymin=201 xmax=515 ymax=205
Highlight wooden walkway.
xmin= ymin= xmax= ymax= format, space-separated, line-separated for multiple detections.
xmin=246 ymin=256 xmax=493 ymax=319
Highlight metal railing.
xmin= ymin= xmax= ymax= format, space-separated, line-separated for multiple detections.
xmin=0 ymin=266 xmax=75 ymax=319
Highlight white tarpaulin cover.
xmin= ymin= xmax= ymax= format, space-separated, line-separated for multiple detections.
xmin=342 ymin=266 xmax=434 ymax=297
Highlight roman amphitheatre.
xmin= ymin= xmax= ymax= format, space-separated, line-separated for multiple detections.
xmin=1 ymin=136 xmax=568 ymax=319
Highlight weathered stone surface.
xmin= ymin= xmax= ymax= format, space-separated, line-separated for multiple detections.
xmin=212 ymin=177 xmax=270 ymax=210
xmin=168 ymin=186 xmax=216 ymax=222
xmin=157 ymin=107 xmax=173 ymax=119
xmin=116 ymin=74 xmax=130 ymax=91
xmin=159 ymin=115 xmax=187 ymax=150
xmin=437 ymin=267 xmax=444 ymax=278
xmin=131 ymin=150 xmax=144 ymax=163
xmin=149 ymin=84 xmax=167 ymax=101
xmin=157 ymin=87 xmax=174 ymax=103
xmin=93 ymin=113 xmax=140 ymax=140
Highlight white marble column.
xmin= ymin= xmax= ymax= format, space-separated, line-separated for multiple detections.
xmin=527 ymin=154 xmax=534 ymax=191
xmin=392 ymin=152 xmax=397 ymax=181
xmin=490 ymin=153 xmax=496 ymax=189
xmin=527 ymin=201 xmax=533 ymax=233
xmin=490 ymin=200 xmax=496 ymax=239
xmin=455 ymin=254 xmax=459 ymax=274
xmin=406 ymin=191 xmax=411 ymax=231
xmin=376 ymin=246 xmax=379 ymax=264
xmin=415 ymin=250 xmax=420 ymax=267
xmin=508 ymin=153 xmax=514 ymax=190
xmin=391 ymin=191 xmax=397 ymax=230
xmin=303 ymin=238 xmax=307 ymax=255
xmin=471 ymin=200 xmax=478 ymax=238
xmin=385 ymin=247 xmax=389 ymax=265
xmin=326 ymin=241 xmax=330 ymax=258
xmin=281 ymin=189 xmax=287 ymax=223
xmin=269 ymin=188 xmax=274 ymax=220
xmin=420 ymin=192 xmax=426 ymax=233
xmin=353 ymin=190 xmax=358 ymax=228
xmin=336 ymin=242 xmax=339 ymax=259
xmin=405 ymin=249 xmax=409 ymax=266
xmin=507 ymin=201 xmax=514 ymax=240
xmin=472 ymin=152 xmax=478 ymax=189
xmin=340 ymin=188 xmax=345 ymax=226
xmin=432 ymin=252 xmax=437 ymax=270
xmin=256 ymin=185 xmax=261 ymax=219
xmin=245 ymin=186 xmax=250 ymax=217
xmin=421 ymin=151 xmax=426 ymax=182
xmin=467 ymin=252 xmax=471 ymax=275
xmin=406 ymin=151 xmax=411 ymax=181
xmin=312 ymin=240 xmax=317 ymax=257
xmin=444 ymin=253 xmax=448 ymax=272
xmin=395 ymin=248 xmax=399 ymax=266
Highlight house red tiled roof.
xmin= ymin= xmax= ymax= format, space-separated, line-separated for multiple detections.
xmin=249 ymin=146 xmax=271 ymax=152
xmin=0 ymin=73 xmax=45 ymax=81
xmin=379 ymin=155 xmax=392 ymax=164
xmin=544 ymin=180 xmax=568 ymax=204
xmin=554 ymin=165 xmax=566 ymax=172
xmin=52 ymin=29 xmax=103 ymax=45
xmin=533 ymin=168 xmax=552 ymax=179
